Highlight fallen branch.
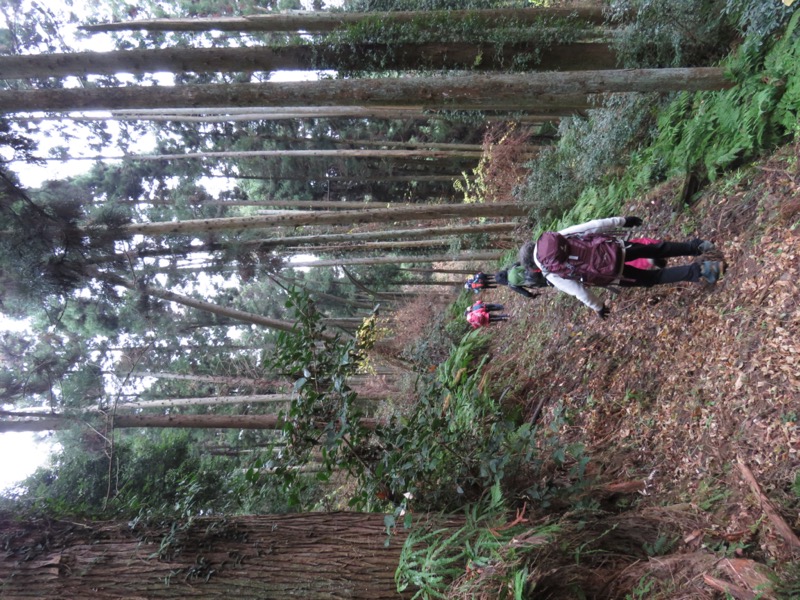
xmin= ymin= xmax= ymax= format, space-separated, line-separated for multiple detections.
xmin=703 ymin=574 xmax=758 ymax=600
xmin=597 ymin=480 xmax=646 ymax=495
xmin=718 ymin=558 xmax=776 ymax=600
xmin=736 ymin=456 xmax=800 ymax=552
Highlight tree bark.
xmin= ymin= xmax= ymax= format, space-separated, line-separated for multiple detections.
xmin=83 ymin=267 xmax=311 ymax=335
xmin=48 ymin=148 xmax=482 ymax=163
xmin=400 ymin=267 xmax=478 ymax=274
xmin=0 ymin=412 xmax=383 ymax=432
xmin=64 ymin=107 xmax=560 ymax=124
xmin=0 ymin=69 xmax=731 ymax=114
xmin=0 ymin=42 xmax=615 ymax=79
xmin=114 ymin=394 xmax=294 ymax=410
xmin=286 ymin=250 xmax=503 ymax=268
xmin=245 ymin=222 xmax=518 ymax=248
xmin=106 ymin=203 xmax=526 ymax=238
xmin=80 ymin=6 xmax=607 ymax=33
xmin=112 ymin=413 xmax=383 ymax=431
xmin=0 ymin=512 xmax=412 ymax=598
xmin=285 ymin=239 xmax=453 ymax=253
xmin=128 ymin=371 xmax=284 ymax=389
xmin=88 ymin=222 xmax=516 ymax=265
xmin=202 ymin=199 xmax=415 ymax=209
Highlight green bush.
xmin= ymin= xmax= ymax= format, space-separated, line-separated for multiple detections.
xmin=724 ymin=0 xmax=797 ymax=52
xmin=608 ymin=0 xmax=735 ymax=68
xmin=515 ymin=94 xmax=661 ymax=224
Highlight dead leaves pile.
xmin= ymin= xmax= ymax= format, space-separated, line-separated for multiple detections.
xmin=486 ymin=141 xmax=800 ymax=594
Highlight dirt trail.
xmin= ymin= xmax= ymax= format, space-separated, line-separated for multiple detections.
xmin=487 ymin=141 xmax=800 ymax=566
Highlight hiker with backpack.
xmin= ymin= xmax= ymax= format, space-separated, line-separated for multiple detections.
xmin=494 ymin=263 xmax=551 ymax=299
xmin=464 ymin=272 xmax=496 ymax=294
xmin=465 ymin=301 xmax=509 ymax=328
xmin=519 ymin=216 xmax=724 ymax=319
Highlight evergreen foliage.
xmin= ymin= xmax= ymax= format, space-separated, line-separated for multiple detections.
xmin=608 ymin=0 xmax=735 ymax=68
xmin=321 ymin=10 xmax=590 ymax=75
xmin=517 ymin=2 xmax=800 ymax=229
xmin=515 ymin=93 xmax=659 ymax=225
xmin=1 ymin=0 xmax=798 ymax=596
xmin=261 ymin=287 xmax=377 ymax=507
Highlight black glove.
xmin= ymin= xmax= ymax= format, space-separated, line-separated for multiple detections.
xmin=596 ymin=305 xmax=610 ymax=320
xmin=623 ymin=216 xmax=643 ymax=228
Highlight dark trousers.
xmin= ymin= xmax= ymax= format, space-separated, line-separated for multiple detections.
xmin=619 ymin=240 xmax=703 ymax=287
xmin=483 ymin=303 xmax=505 ymax=312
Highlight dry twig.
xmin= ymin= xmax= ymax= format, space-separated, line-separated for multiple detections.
xmin=736 ymin=456 xmax=800 ymax=552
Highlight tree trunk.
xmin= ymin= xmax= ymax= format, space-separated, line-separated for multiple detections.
xmin=286 ymin=239 xmax=453 ymax=253
xmin=114 ymin=394 xmax=293 ymax=410
xmin=65 ymin=107 xmax=559 ymax=124
xmin=0 ymin=69 xmax=730 ymax=114
xmin=105 ymin=203 xmax=526 ymax=238
xmin=286 ymin=250 xmax=503 ymax=268
xmin=384 ymin=280 xmax=466 ymax=286
xmin=84 ymin=267 xmax=312 ymax=336
xmin=80 ymin=6 xmax=607 ymax=33
xmin=89 ymin=222 xmax=516 ymax=266
xmin=202 ymin=199 xmax=411 ymax=209
xmin=230 ymin=174 xmax=460 ymax=183
xmin=246 ymin=222 xmax=518 ymax=249
xmin=0 ymin=413 xmax=383 ymax=432
xmin=128 ymin=371 xmax=284 ymax=389
xmin=400 ymin=267 xmax=478 ymax=274
xmin=0 ymin=512 xmax=412 ymax=598
xmin=112 ymin=413 xmax=383 ymax=431
xmin=0 ymin=43 xmax=615 ymax=79
xmin=51 ymin=148 xmax=482 ymax=163
xmin=0 ymin=417 xmax=67 ymax=432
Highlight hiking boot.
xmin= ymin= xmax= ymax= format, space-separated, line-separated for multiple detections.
xmin=695 ymin=239 xmax=716 ymax=254
xmin=700 ymin=260 xmax=724 ymax=284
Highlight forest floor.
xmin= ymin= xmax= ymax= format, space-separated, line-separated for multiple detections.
xmin=483 ymin=139 xmax=800 ymax=590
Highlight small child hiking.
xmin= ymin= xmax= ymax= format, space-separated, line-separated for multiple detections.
xmin=465 ymin=301 xmax=509 ymax=328
xmin=494 ymin=263 xmax=551 ymax=299
xmin=519 ymin=216 xmax=724 ymax=319
xmin=464 ymin=272 xmax=496 ymax=294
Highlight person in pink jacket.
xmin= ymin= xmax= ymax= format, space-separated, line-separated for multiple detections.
xmin=464 ymin=301 xmax=508 ymax=328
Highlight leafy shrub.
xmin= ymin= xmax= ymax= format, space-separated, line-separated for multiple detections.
xmin=7 ymin=429 xmax=237 ymax=519
xmin=396 ymin=484 xmax=560 ymax=600
xmin=264 ymin=288 xmax=378 ymax=507
xmin=363 ymin=330 xmax=549 ymax=513
xmin=515 ymin=94 xmax=661 ymax=224
xmin=642 ymin=10 xmax=800 ymax=182
xmin=382 ymin=290 xmax=477 ymax=371
xmin=542 ymin=7 xmax=800 ymax=232
xmin=724 ymin=0 xmax=797 ymax=53
xmin=607 ymin=0 xmax=735 ymax=68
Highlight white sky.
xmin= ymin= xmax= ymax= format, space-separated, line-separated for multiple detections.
xmin=0 ymin=1 xmax=334 ymax=496
xmin=0 ymin=433 xmax=55 ymax=492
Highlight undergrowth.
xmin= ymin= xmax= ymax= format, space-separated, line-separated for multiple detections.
xmin=367 ymin=329 xmax=544 ymax=513
xmin=400 ymin=4 xmax=800 ymax=599
xmin=518 ymin=5 xmax=800 ymax=233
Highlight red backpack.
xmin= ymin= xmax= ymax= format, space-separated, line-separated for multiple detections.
xmin=535 ymin=232 xmax=622 ymax=286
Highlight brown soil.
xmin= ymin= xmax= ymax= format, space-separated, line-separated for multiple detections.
xmin=484 ymin=141 xmax=800 ymax=595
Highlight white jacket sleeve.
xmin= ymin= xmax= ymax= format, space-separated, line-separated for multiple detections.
xmin=559 ymin=216 xmax=626 ymax=237
xmin=545 ymin=274 xmax=604 ymax=311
